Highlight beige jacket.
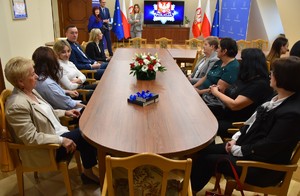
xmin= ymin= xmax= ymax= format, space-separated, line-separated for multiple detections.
xmin=5 ymin=88 xmax=66 ymax=168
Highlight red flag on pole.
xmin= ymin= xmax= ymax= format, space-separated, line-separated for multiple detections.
xmin=121 ymin=0 xmax=130 ymax=38
xmin=201 ymin=0 xmax=212 ymax=38
xmin=192 ymin=0 xmax=202 ymax=38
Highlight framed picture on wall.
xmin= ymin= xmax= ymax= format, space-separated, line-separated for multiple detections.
xmin=11 ymin=0 xmax=28 ymax=20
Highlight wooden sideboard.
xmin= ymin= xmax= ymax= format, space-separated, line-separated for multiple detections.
xmin=111 ymin=26 xmax=190 ymax=45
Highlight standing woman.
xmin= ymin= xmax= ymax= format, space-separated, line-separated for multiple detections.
xmin=267 ymin=36 xmax=289 ymax=65
xmin=88 ymin=6 xmax=103 ymax=32
xmin=129 ymin=4 xmax=143 ymax=38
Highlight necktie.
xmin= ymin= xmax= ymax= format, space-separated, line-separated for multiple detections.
xmin=102 ymin=8 xmax=106 ymax=17
xmin=75 ymin=44 xmax=88 ymax=59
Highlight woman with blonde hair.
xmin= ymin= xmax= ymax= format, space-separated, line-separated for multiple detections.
xmin=53 ymin=39 xmax=96 ymax=92
xmin=5 ymin=57 xmax=99 ymax=184
xmin=85 ymin=28 xmax=110 ymax=63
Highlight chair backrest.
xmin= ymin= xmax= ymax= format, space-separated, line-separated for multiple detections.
xmin=0 ymin=89 xmax=15 ymax=172
xmin=155 ymin=37 xmax=173 ymax=49
xmin=81 ymin=41 xmax=88 ymax=53
xmin=128 ymin=37 xmax=147 ymax=48
xmin=236 ymin=40 xmax=252 ymax=51
xmin=55 ymin=37 xmax=67 ymax=42
xmin=251 ymin=39 xmax=269 ymax=50
xmin=185 ymin=38 xmax=204 ymax=50
xmin=102 ymin=153 xmax=192 ymax=196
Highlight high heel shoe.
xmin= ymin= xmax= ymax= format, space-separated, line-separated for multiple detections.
xmin=80 ymin=173 xmax=99 ymax=185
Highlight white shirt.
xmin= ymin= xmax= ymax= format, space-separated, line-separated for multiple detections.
xmin=37 ymin=98 xmax=69 ymax=144
xmin=58 ymin=59 xmax=86 ymax=90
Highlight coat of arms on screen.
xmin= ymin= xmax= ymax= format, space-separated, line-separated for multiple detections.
xmin=153 ymin=2 xmax=176 ymax=24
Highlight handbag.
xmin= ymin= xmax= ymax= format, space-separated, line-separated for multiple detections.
xmin=205 ymin=158 xmax=245 ymax=196
xmin=202 ymin=93 xmax=225 ymax=109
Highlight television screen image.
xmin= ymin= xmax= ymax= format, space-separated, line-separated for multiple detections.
xmin=144 ymin=1 xmax=184 ymax=25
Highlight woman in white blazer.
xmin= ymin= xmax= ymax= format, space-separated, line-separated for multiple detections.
xmin=4 ymin=57 xmax=99 ymax=184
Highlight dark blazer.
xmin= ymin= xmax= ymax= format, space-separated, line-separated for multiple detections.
xmin=67 ymin=39 xmax=95 ymax=70
xmin=85 ymin=41 xmax=107 ymax=62
xmin=237 ymin=92 xmax=300 ymax=164
xmin=99 ymin=7 xmax=110 ymax=29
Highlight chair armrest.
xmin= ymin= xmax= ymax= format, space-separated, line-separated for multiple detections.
xmin=227 ymin=128 xmax=239 ymax=134
xmin=85 ymin=78 xmax=97 ymax=85
xmin=81 ymin=70 xmax=97 ymax=79
xmin=232 ymin=122 xmax=245 ymax=128
xmin=59 ymin=116 xmax=78 ymax=130
xmin=8 ymin=143 xmax=60 ymax=150
xmin=236 ymin=160 xmax=298 ymax=183
xmin=77 ymin=89 xmax=91 ymax=102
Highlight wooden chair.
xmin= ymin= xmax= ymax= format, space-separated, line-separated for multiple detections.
xmin=155 ymin=37 xmax=173 ymax=49
xmin=236 ymin=40 xmax=251 ymax=51
xmin=1 ymin=89 xmax=81 ymax=196
xmin=215 ymin=142 xmax=300 ymax=196
xmin=184 ymin=50 xmax=203 ymax=74
xmin=101 ymin=153 xmax=193 ymax=196
xmin=252 ymin=39 xmax=269 ymax=51
xmin=81 ymin=41 xmax=88 ymax=53
xmin=185 ymin=38 xmax=204 ymax=50
xmin=128 ymin=37 xmax=147 ymax=48
xmin=54 ymin=37 xmax=67 ymax=42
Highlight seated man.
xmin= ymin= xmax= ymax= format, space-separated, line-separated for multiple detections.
xmin=188 ymin=36 xmax=219 ymax=85
xmin=65 ymin=25 xmax=108 ymax=80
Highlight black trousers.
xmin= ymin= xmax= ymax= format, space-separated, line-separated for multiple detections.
xmin=190 ymin=143 xmax=284 ymax=192
xmin=56 ymin=128 xmax=97 ymax=169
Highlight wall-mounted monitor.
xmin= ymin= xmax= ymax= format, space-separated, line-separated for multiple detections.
xmin=144 ymin=1 xmax=185 ymax=25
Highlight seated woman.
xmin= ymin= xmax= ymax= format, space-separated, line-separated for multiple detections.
xmin=210 ymin=48 xmax=274 ymax=138
xmin=85 ymin=28 xmax=111 ymax=63
xmin=53 ymin=39 xmax=97 ymax=91
xmin=266 ymin=36 xmax=289 ymax=65
xmin=4 ymin=57 xmax=99 ymax=183
xmin=191 ymin=56 xmax=300 ymax=193
xmin=32 ymin=46 xmax=86 ymax=110
xmin=188 ymin=36 xmax=219 ymax=85
xmin=193 ymin=37 xmax=240 ymax=95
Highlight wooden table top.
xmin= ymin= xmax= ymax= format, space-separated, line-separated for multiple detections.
xmin=167 ymin=48 xmax=197 ymax=60
xmin=79 ymin=48 xmax=217 ymax=157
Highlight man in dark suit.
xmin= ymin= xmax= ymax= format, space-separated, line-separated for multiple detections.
xmin=100 ymin=0 xmax=113 ymax=57
xmin=65 ymin=25 xmax=108 ymax=80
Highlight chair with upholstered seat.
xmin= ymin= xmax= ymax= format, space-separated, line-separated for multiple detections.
xmin=155 ymin=37 xmax=173 ymax=49
xmin=236 ymin=40 xmax=252 ymax=51
xmin=101 ymin=153 xmax=193 ymax=196
xmin=128 ymin=37 xmax=147 ymax=48
xmin=252 ymin=39 xmax=269 ymax=51
xmin=185 ymin=38 xmax=204 ymax=50
xmin=1 ymin=89 xmax=81 ymax=196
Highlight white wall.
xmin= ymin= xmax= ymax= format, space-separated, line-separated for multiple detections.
xmin=0 ymin=0 xmax=54 ymax=89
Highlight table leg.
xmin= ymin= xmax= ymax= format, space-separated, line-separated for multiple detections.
xmin=97 ymin=148 xmax=106 ymax=187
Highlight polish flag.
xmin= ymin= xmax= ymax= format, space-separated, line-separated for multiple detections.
xmin=121 ymin=0 xmax=130 ymax=38
xmin=128 ymin=0 xmax=134 ymax=15
xmin=201 ymin=0 xmax=212 ymax=38
xmin=192 ymin=0 xmax=202 ymax=38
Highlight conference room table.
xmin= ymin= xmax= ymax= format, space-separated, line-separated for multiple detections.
xmin=79 ymin=48 xmax=218 ymax=186
xmin=167 ymin=48 xmax=197 ymax=66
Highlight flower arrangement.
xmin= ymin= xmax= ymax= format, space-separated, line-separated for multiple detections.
xmin=129 ymin=53 xmax=167 ymax=79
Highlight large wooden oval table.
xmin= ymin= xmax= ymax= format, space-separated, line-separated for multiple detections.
xmin=79 ymin=48 xmax=218 ymax=186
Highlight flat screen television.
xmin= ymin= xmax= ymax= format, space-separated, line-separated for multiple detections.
xmin=144 ymin=1 xmax=185 ymax=25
